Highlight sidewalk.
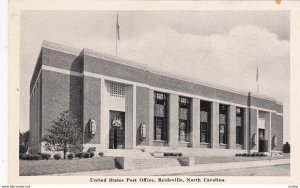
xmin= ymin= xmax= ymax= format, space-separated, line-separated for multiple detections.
xmin=51 ymin=158 xmax=290 ymax=176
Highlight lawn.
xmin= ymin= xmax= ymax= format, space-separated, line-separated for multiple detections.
xmin=20 ymin=156 xmax=118 ymax=176
xmin=194 ymin=155 xmax=290 ymax=164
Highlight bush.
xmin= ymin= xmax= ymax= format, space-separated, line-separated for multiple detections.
xmin=25 ymin=154 xmax=34 ymax=160
xmin=54 ymin=154 xmax=61 ymax=160
xmin=38 ymin=153 xmax=51 ymax=160
xmin=178 ymin=153 xmax=183 ymax=157
xmin=33 ymin=154 xmax=42 ymax=160
xmin=87 ymin=147 xmax=96 ymax=153
xmin=20 ymin=154 xmax=41 ymax=160
xmin=19 ymin=145 xmax=27 ymax=155
xmin=19 ymin=154 xmax=26 ymax=160
xmin=242 ymin=153 xmax=247 ymax=157
xmin=83 ymin=152 xmax=90 ymax=158
xmin=99 ymin=152 xmax=104 ymax=157
xmin=69 ymin=144 xmax=84 ymax=154
xmin=75 ymin=152 xmax=83 ymax=159
xmin=67 ymin=153 xmax=74 ymax=160
xmin=89 ymin=152 xmax=95 ymax=158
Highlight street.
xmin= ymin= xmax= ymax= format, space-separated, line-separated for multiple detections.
xmin=185 ymin=164 xmax=290 ymax=176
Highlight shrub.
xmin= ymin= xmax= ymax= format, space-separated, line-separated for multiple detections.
xmin=19 ymin=154 xmax=26 ymax=160
xmin=75 ymin=152 xmax=83 ymax=159
xmin=241 ymin=153 xmax=246 ymax=157
xmin=87 ymin=147 xmax=96 ymax=153
xmin=21 ymin=154 xmax=41 ymax=160
xmin=99 ymin=152 xmax=104 ymax=157
xmin=178 ymin=153 xmax=183 ymax=157
xmin=33 ymin=154 xmax=42 ymax=160
xmin=67 ymin=153 xmax=74 ymax=160
xmin=89 ymin=152 xmax=95 ymax=158
xmin=25 ymin=154 xmax=35 ymax=160
xmin=38 ymin=153 xmax=51 ymax=160
xmin=19 ymin=145 xmax=27 ymax=155
xmin=250 ymin=153 xmax=256 ymax=157
xmin=54 ymin=154 xmax=61 ymax=160
xmin=69 ymin=144 xmax=84 ymax=154
xmin=141 ymin=148 xmax=145 ymax=152
xmin=83 ymin=152 xmax=90 ymax=158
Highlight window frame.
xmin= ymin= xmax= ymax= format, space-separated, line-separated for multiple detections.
xmin=178 ymin=96 xmax=191 ymax=142
xmin=154 ymin=91 xmax=169 ymax=141
xmin=236 ymin=107 xmax=244 ymax=145
xmin=200 ymin=100 xmax=211 ymax=144
xmin=219 ymin=104 xmax=228 ymax=145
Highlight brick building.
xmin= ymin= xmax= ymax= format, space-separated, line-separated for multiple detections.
xmin=29 ymin=41 xmax=284 ymax=156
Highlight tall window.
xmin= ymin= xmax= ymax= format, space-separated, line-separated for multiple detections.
xmin=236 ymin=107 xmax=244 ymax=145
xmin=154 ymin=92 xmax=168 ymax=141
xmin=178 ymin=96 xmax=191 ymax=142
xmin=219 ymin=104 xmax=228 ymax=144
xmin=200 ymin=101 xmax=211 ymax=143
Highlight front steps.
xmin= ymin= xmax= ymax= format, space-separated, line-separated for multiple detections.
xmin=131 ymin=158 xmax=181 ymax=169
xmin=104 ymin=149 xmax=153 ymax=158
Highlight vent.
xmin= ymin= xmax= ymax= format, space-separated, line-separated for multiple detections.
xmin=109 ymin=82 xmax=125 ymax=98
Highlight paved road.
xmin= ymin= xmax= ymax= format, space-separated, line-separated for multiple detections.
xmin=185 ymin=164 xmax=290 ymax=176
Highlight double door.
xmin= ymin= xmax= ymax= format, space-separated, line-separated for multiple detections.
xmin=109 ymin=111 xmax=125 ymax=149
xmin=258 ymin=129 xmax=268 ymax=152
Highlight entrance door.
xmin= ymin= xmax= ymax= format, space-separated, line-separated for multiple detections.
xmin=258 ymin=129 xmax=268 ymax=152
xmin=109 ymin=111 xmax=125 ymax=149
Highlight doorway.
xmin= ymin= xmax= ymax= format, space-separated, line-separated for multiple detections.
xmin=258 ymin=128 xmax=268 ymax=152
xmin=109 ymin=111 xmax=125 ymax=149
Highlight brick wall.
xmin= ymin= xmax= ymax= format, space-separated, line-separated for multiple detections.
xmin=250 ymin=96 xmax=278 ymax=112
xmin=41 ymin=70 xmax=83 ymax=141
xmin=271 ymin=113 xmax=283 ymax=151
xmin=249 ymin=108 xmax=257 ymax=151
xmin=82 ymin=52 xmax=280 ymax=112
xmin=42 ymin=47 xmax=83 ymax=73
xmin=136 ymin=86 xmax=150 ymax=146
xmin=83 ymin=76 xmax=101 ymax=144
xmin=29 ymin=73 xmax=42 ymax=153
xmin=30 ymin=51 xmax=42 ymax=92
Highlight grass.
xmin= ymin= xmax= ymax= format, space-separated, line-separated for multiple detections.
xmin=194 ymin=155 xmax=290 ymax=164
xmin=20 ymin=156 xmax=117 ymax=176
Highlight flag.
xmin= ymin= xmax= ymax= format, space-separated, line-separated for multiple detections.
xmin=116 ymin=14 xmax=120 ymax=40
xmin=256 ymin=66 xmax=259 ymax=82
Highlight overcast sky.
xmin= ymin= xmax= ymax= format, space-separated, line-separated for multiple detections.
xmin=20 ymin=11 xmax=290 ymax=142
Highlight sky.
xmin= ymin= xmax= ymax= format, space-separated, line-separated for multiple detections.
xmin=20 ymin=11 xmax=290 ymax=142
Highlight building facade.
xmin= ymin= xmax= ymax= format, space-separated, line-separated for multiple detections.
xmin=29 ymin=41 xmax=284 ymax=155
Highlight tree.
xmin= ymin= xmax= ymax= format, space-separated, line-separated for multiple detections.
xmin=23 ymin=130 xmax=30 ymax=148
xmin=43 ymin=110 xmax=83 ymax=159
xmin=19 ymin=130 xmax=30 ymax=147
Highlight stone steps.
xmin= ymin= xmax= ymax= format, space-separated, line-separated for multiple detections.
xmin=103 ymin=149 xmax=153 ymax=158
xmin=131 ymin=158 xmax=181 ymax=169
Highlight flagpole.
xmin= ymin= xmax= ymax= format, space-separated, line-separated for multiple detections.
xmin=115 ymin=13 xmax=118 ymax=56
xmin=256 ymin=65 xmax=259 ymax=94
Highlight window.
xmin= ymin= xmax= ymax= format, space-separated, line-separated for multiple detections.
xmin=236 ymin=107 xmax=244 ymax=145
xmin=154 ymin=92 xmax=168 ymax=141
xmin=200 ymin=101 xmax=211 ymax=143
xmin=178 ymin=96 xmax=191 ymax=142
xmin=110 ymin=82 xmax=125 ymax=98
xmin=219 ymin=104 xmax=228 ymax=144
